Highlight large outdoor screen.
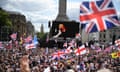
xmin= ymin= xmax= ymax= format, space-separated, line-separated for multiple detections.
xmin=50 ymin=21 xmax=79 ymax=38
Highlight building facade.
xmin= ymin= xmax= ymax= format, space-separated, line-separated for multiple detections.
xmin=99 ymin=27 xmax=120 ymax=44
xmin=7 ymin=11 xmax=35 ymax=39
xmin=7 ymin=11 xmax=27 ymax=36
xmin=26 ymin=21 xmax=35 ymax=36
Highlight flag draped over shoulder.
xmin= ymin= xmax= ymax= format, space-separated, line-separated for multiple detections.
xmin=80 ymin=0 xmax=120 ymax=33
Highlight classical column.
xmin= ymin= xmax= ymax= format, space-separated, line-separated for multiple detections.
xmin=56 ymin=0 xmax=69 ymax=21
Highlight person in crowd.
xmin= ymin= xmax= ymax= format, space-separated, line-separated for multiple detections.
xmin=0 ymin=40 xmax=120 ymax=72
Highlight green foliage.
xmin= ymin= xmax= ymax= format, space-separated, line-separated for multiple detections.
xmin=0 ymin=8 xmax=12 ymax=41
xmin=0 ymin=9 xmax=12 ymax=27
xmin=37 ymin=32 xmax=44 ymax=38
xmin=36 ymin=32 xmax=48 ymax=40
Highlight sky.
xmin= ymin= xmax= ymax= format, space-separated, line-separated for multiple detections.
xmin=0 ymin=0 xmax=120 ymax=32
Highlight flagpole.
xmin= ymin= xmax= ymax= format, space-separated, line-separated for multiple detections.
xmin=79 ymin=0 xmax=82 ymax=43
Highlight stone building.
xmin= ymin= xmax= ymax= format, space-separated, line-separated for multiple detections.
xmin=99 ymin=27 xmax=120 ymax=44
xmin=99 ymin=14 xmax=120 ymax=44
xmin=26 ymin=21 xmax=35 ymax=35
xmin=7 ymin=11 xmax=35 ymax=38
xmin=81 ymin=26 xmax=120 ymax=44
xmin=7 ymin=11 xmax=27 ymax=36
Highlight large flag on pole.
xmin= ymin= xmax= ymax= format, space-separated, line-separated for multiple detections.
xmin=80 ymin=0 xmax=120 ymax=33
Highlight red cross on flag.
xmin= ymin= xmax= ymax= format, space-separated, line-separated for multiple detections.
xmin=115 ymin=39 xmax=120 ymax=46
xmin=80 ymin=0 xmax=120 ymax=33
xmin=74 ymin=45 xmax=87 ymax=56
xmin=25 ymin=43 xmax=36 ymax=50
xmin=52 ymin=51 xmax=65 ymax=60
xmin=65 ymin=46 xmax=72 ymax=54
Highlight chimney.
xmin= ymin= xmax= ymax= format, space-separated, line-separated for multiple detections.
xmin=56 ymin=0 xmax=69 ymax=21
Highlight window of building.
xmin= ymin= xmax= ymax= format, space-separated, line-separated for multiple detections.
xmin=100 ymin=34 xmax=102 ymax=38
xmin=103 ymin=30 xmax=106 ymax=32
xmin=103 ymin=34 xmax=106 ymax=38
xmin=110 ymin=34 xmax=112 ymax=38
xmin=103 ymin=40 xmax=106 ymax=42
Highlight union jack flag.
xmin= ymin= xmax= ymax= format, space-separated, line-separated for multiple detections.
xmin=24 ymin=35 xmax=32 ymax=43
xmin=80 ymin=0 xmax=120 ymax=33
xmin=52 ymin=51 xmax=65 ymax=60
xmin=25 ymin=43 xmax=36 ymax=50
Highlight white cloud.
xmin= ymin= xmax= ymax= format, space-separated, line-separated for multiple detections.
xmin=67 ymin=1 xmax=80 ymax=9
xmin=117 ymin=11 xmax=120 ymax=16
xmin=3 ymin=0 xmax=56 ymax=11
xmin=116 ymin=0 xmax=120 ymax=2
xmin=1 ymin=0 xmax=120 ymax=32
xmin=67 ymin=0 xmax=81 ymax=22
xmin=1 ymin=0 xmax=58 ymax=32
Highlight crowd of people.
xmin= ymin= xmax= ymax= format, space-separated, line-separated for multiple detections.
xmin=0 ymin=40 xmax=120 ymax=72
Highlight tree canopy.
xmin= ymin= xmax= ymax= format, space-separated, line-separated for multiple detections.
xmin=0 ymin=8 xmax=12 ymax=28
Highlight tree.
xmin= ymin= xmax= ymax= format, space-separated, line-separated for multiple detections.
xmin=36 ymin=32 xmax=48 ymax=40
xmin=0 ymin=8 xmax=12 ymax=28
xmin=36 ymin=32 xmax=45 ymax=38
xmin=0 ymin=8 xmax=12 ymax=41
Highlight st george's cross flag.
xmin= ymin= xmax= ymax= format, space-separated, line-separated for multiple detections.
xmin=74 ymin=45 xmax=87 ymax=56
xmin=80 ymin=0 xmax=120 ymax=33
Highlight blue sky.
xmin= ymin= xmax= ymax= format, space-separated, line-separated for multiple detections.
xmin=0 ymin=0 xmax=120 ymax=32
